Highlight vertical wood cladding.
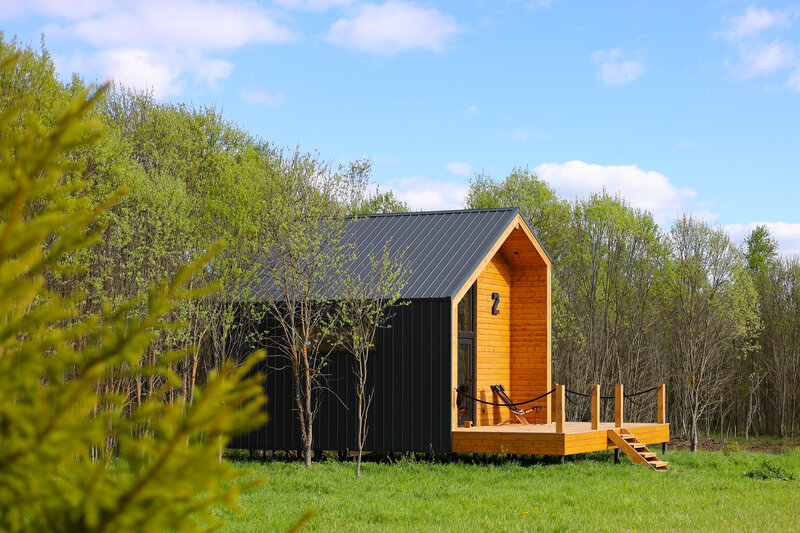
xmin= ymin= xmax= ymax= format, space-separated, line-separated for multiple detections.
xmin=229 ymin=299 xmax=453 ymax=453
xmin=465 ymin=226 xmax=551 ymax=426
xmin=475 ymin=253 xmax=512 ymax=425
xmin=510 ymin=263 xmax=551 ymax=421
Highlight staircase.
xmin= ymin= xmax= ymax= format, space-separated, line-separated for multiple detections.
xmin=607 ymin=428 xmax=668 ymax=471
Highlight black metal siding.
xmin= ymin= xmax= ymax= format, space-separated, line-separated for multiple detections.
xmin=229 ymin=299 xmax=452 ymax=453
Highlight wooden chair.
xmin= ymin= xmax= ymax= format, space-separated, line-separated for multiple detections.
xmin=491 ymin=384 xmax=542 ymax=425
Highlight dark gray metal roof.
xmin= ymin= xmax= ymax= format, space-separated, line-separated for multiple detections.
xmin=248 ymin=207 xmax=546 ymax=301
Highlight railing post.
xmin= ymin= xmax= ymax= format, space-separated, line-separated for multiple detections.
xmin=615 ymin=384 xmax=624 ymax=428
xmin=591 ymin=384 xmax=600 ymax=430
xmin=555 ymin=384 xmax=565 ymax=433
xmin=657 ymin=383 xmax=666 ymax=424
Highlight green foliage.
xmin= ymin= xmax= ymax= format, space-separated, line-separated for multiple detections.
xmin=335 ymin=242 xmax=410 ymax=477
xmin=745 ymin=461 xmax=796 ymax=481
xmin=0 ymin=54 xmax=265 ymax=532
xmin=219 ymin=450 xmax=800 ymax=532
xmin=744 ymin=224 xmax=778 ymax=274
xmin=466 ymin=167 xmax=570 ymax=260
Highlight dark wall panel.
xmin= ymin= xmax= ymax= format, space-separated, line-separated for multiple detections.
xmin=229 ymin=299 xmax=452 ymax=453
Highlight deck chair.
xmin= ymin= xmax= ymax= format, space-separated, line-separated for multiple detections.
xmin=491 ymin=384 xmax=536 ymax=426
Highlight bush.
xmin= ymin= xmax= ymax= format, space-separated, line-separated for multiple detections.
xmin=0 ymin=53 xmax=265 ymax=532
xmin=745 ymin=461 xmax=796 ymax=481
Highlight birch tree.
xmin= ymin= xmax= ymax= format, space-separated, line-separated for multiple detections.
xmin=337 ymin=243 xmax=408 ymax=478
xmin=661 ymin=216 xmax=759 ymax=451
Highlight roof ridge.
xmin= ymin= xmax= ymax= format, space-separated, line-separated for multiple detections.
xmin=357 ymin=207 xmax=519 ymax=218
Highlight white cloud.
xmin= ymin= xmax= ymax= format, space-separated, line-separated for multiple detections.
xmin=386 ymin=175 xmax=468 ymax=210
xmin=787 ymin=67 xmax=800 ymax=92
xmin=468 ymin=104 xmax=479 ymax=115
xmin=0 ymin=0 xmax=110 ymax=20
xmin=274 ymin=0 xmax=355 ymax=11
xmin=445 ymin=161 xmax=472 ymax=176
xmin=370 ymin=154 xmax=401 ymax=165
xmin=326 ymin=1 xmax=462 ymax=55
xmin=718 ymin=5 xmax=800 ymax=91
xmin=97 ymin=49 xmax=184 ymax=97
xmin=720 ymin=4 xmax=795 ymax=41
xmin=726 ymin=222 xmax=800 ymax=257
xmin=590 ymin=49 xmax=646 ymax=86
xmin=189 ymin=55 xmax=234 ymax=86
xmin=533 ymin=160 xmax=709 ymax=225
xmin=69 ymin=1 xmax=295 ymax=50
xmin=241 ymin=89 xmax=285 ymax=106
xmin=11 ymin=0 xmax=296 ymax=97
xmin=511 ymin=129 xmax=528 ymax=141
xmin=727 ymin=40 xmax=797 ymax=80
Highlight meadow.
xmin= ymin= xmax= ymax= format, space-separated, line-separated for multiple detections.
xmin=216 ymin=448 xmax=800 ymax=532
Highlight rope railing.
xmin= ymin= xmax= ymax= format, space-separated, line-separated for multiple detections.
xmin=564 ymin=388 xmax=592 ymax=407
xmin=456 ymin=387 xmax=555 ymax=407
xmin=624 ymin=386 xmax=660 ymax=406
xmin=594 ymin=385 xmax=661 ymax=401
xmin=458 ymin=384 xmax=662 ymax=414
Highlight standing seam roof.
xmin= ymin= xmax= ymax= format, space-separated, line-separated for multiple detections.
xmin=247 ymin=208 xmax=546 ymax=300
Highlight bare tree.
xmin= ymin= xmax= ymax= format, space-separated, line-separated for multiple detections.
xmin=661 ymin=215 xmax=759 ymax=451
xmin=336 ymin=242 xmax=408 ymax=478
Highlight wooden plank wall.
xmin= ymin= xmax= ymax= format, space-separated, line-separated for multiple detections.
xmin=475 ymin=253 xmax=511 ymax=426
xmin=508 ymin=231 xmax=551 ymax=423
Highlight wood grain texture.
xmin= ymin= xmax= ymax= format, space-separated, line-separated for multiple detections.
xmin=475 ymin=253 xmax=511 ymax=426
xmin=451 ymin=214 xmax=553 ymax=430
xmin=452 ymin=422 xmax=670 ymax=455
xmin=554 ymin=384 xmax=565 ymax=433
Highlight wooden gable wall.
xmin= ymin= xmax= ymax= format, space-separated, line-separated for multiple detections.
xmin=475 ymin=253 xmax=512 ymax=426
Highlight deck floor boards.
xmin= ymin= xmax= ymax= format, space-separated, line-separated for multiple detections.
xmin=452 ymin=421 xmax=669 ymax=455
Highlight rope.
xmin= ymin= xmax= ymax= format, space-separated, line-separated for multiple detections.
xmin=456 ymin=388 xmax=555 ymax=407
xmin=625 ymin=385 xmax=660 ymax=397
xmin=458 ymin=385 xmax=660 ymax=406
xmin=601 ymin=387 xmax=660 ymax=404
xmin=565 ymin=389 xmax=590 ymax=398
xmin=565 ymin=394 xmax=591 ymax=408
xmin=564 ymin=388 xmax=592 ymax=408
xmin=625 ymin=388 xmax=660 ymax=407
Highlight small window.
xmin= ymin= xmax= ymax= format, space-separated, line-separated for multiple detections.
xmin=457 ymin=283 xmax=475 ymax=334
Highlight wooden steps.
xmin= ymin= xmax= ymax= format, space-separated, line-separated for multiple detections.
xmin=607 ymin=429 xmax=668 ymax=471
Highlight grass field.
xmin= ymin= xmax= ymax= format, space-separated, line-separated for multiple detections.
xmin=215 ymin=449 xmax=800 ymax=532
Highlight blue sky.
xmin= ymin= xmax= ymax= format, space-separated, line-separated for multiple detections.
xmin=3 ymin=0 xmax=800 ymax=253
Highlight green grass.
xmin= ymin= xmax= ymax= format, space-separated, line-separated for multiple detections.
xmin=215 ymin=450 xmax=800 ymax=532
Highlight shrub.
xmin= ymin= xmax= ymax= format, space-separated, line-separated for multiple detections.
xmin=0 ymin=53 xmax=265 ymax=532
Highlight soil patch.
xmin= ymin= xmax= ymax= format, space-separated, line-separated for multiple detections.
xmin=668 ymin=436 xmax=800 ymax=453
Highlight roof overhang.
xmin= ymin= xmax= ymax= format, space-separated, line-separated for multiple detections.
xmin=451 ymin=212 xmax=550 ymax=303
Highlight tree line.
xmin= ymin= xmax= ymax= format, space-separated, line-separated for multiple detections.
xmin=1 ymin=36 xmax=406 ymax=486
xmin=3 ymin=33 xmax=796 ymax=501
xmin=467 ymin=169 xmax=798 ymax=450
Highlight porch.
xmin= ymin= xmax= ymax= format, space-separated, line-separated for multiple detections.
xmin=452 ymin=383 xmax=670 ymax=465
xmin=452 ymin=421 xmax=670 ymax=456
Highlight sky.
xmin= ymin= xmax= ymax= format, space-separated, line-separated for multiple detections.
xmin=2 ymin=0 xmax=800 ymax=254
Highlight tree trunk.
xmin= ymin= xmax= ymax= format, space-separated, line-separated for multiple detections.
xmin=304 ymin=351 xmax=313 ymax=470
xmin=356 ymin=376 xmax=365 ymax=479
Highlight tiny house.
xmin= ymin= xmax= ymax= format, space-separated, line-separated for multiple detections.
xmin=231 ymin=208 xmax=669 ymax=463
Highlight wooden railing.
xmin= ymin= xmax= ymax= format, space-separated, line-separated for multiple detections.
xmin=553 ymin=383 xmax=666 ymax=432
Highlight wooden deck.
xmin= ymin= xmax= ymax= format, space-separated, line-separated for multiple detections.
xmin=452 ymin=422 xmax=669 ymax=456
